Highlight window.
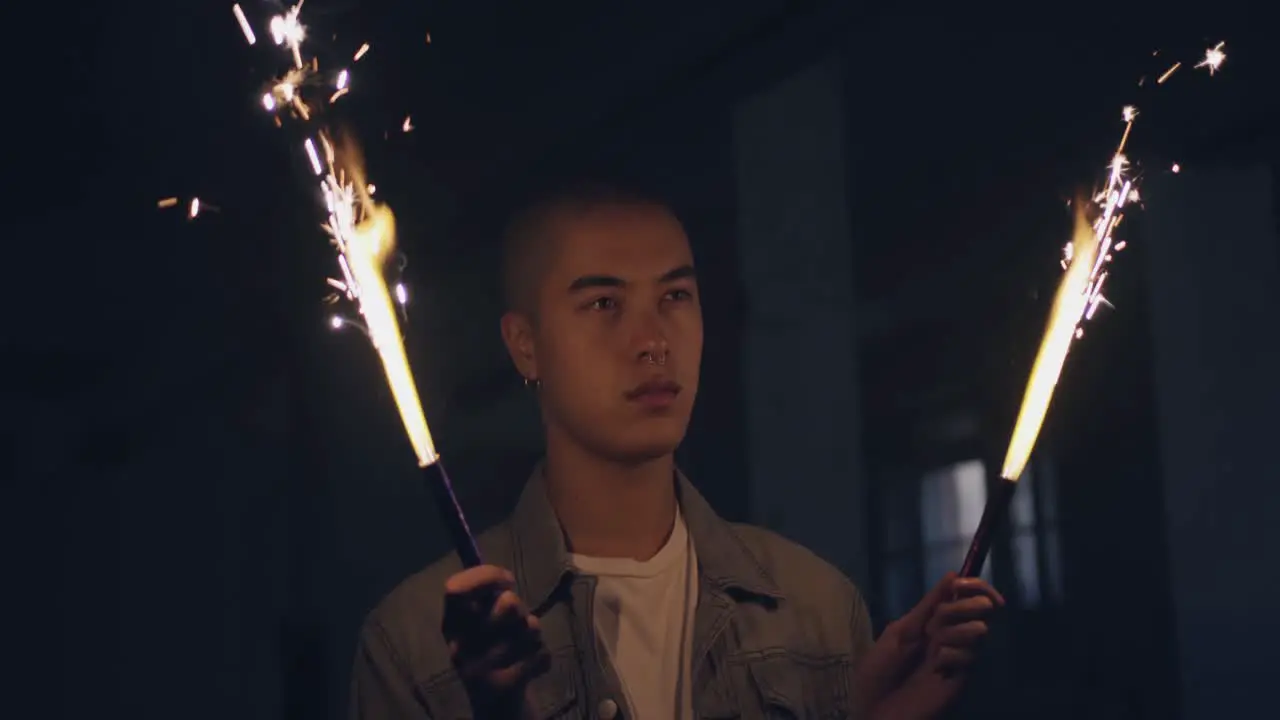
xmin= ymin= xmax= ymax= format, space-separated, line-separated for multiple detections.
xmin=879 ymin=458 xmax=991 ymax=619
xmin=878 ymin=457 xmax=1063 ymax=618
xmin=1007 ymin=463 xmax=1063 ymax=607
xmin=920 ymin=459 xmax=993 ymax=585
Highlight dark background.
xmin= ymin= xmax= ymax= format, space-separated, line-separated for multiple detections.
xmin=10 ymin=1 xmax=1277 ymax=718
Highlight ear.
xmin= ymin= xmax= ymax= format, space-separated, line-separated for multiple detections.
xmin=499 ymin=311 xmax=539 ymax=381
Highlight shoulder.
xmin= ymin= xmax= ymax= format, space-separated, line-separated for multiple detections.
xmin=359 ymin=522 xmax=517 ymax=681
xmin=728 ymin=522 xmax=863 ymax=598
xmin=726 ymin=523 xmax=872 ymax=642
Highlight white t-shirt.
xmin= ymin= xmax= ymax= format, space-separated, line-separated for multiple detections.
xmin=570 ymin=512 xmax=699 ymax=720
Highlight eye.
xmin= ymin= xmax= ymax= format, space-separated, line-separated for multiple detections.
xmin=588 ymin=296 xmax=619 ymax=311
xmin=664 ymin=288 xmax=694 ymax=302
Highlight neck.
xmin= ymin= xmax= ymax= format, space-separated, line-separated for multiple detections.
xmin=542 ymin=429 xmax=678 ymax=561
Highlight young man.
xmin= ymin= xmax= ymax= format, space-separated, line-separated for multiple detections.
xmin=349 ymin=184 xmax=1003 ymax=719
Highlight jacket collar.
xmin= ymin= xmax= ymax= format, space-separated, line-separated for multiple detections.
xmin=509 ymin=461 xmax=783 ymax=610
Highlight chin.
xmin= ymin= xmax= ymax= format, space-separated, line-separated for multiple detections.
xmin=554 ymin=402 xmax=692 ymax=465
xmin=579 ymin=422 xmax=684 ymax=465
xmin=609 ymin=426 xmax=688 ymax=464
xmin=606 ymin=445 xmax=681 ymax=467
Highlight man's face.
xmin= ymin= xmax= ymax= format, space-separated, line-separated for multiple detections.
xmin=507 ymin=202 xmax=702 ymax=464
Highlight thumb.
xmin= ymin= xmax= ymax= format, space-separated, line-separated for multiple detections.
xmin=896 ymin=572 xmax=956 ymax=640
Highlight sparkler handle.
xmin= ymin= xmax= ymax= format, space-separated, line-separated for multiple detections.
xmin=421 ymin=463 xmax=536 ymax=718
xmin=422 ymin=461 xmax=484 ymax=568
xmin=959 ymin=477 xmax=1018 ymax=578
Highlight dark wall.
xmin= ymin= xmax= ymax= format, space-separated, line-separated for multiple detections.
xmin=1144 ymin=158 xmax=1280 ymax=720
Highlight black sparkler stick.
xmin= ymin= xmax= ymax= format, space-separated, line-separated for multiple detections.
xmin=958 ymin=476 xmax=1018 ymax=577
xmin=422 ymin=460 xmax=484 ymax=568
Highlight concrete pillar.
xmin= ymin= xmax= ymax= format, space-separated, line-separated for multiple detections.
xmin=731 ymin=56 xmax=868 ymax=586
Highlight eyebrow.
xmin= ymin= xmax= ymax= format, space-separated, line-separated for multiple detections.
xmin=567 ymin=264 xmax=697 ymax=293
xmin=659 ymin=264 xmax=697 ymax=283
xmin=567 ymin=274 xmax=625 ymax=293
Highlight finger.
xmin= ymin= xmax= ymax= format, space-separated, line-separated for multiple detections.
xmin=453 ymin=607 xmax=542 ymax=661
xmin=949 ymin=577 xmax=1006 ymax=606
xmin=454 ymin=615 xmax=543 ymax=667
xmin=897 ymin=572 xmax=958 ymax=639
xmin=444 ymin=565 xmax=515 ymax=596
xmin=925 ymin=596 xmax=996 ymax=638
xmin=458 ymin=638 xmax=531 ymax=678
xmin=442 ymin=570 xmax=520 ymax=640
xmin=930 ymin=646 xmax=977 ymax=672
xmin=930 ymin=620 xmax=988 ymax=649
xmin=489 ymin=590 xmax=529 ymax=625
xmin=457 ymin=627 xmax=545 ymax=682
xmin=475 ymin=592 xmax=533 ymax=649
xmin=486 ymin=647 xmax=552 ymax=691
xmin=938 ymin=595 xmax=997 ymax=622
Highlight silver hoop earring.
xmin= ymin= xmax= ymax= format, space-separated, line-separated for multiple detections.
xmin=523 ymin=376 xmax=541 ymax=390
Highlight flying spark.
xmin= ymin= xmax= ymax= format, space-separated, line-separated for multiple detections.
xmin=1157 ymin=61 xmax=1181 ymax=84
xmin=1196 ymin=41 xmax=1227 ymax=74
xmin=999 ymin=41 xmax=1228 ymax=482
xmin=229 ymin=3 xmax=437 ymax=466
xmin=269 ymin=4 xmax=306 ymax=68
xmin=232 ymin=4 xmax=256 ymax=45
xmin=157 ymin=196 xmax=218 ymax=220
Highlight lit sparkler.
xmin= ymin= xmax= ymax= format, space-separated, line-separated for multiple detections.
xmin=229 ymin=3 xmax=483 ymax=567
xmin=959 ymin=41 xmax=1228 ymax=578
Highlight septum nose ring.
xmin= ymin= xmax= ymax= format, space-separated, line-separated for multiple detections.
xmin=643 ymin=349 xmax=668 ymax=367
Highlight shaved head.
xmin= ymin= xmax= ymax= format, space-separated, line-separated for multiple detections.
xmin=500 ymin=182 xmax=664 ymax=319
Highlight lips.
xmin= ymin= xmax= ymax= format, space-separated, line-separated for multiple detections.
xmin=625 ymin=377 xmax=682 ymax=401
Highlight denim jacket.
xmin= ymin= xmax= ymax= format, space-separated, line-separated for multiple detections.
xmin=349 ymin=466 xmax=874 ymax=719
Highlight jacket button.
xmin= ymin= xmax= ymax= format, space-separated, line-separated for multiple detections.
xmin=597 ymin=698 xmax=619 ymax=719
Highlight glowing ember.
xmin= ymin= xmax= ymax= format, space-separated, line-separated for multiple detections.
xmin=157 ymin=195 xmax=217 ymax=220
xmin=232 ymin=4 xmax=256 ymax=45
xmin=1197 ymin=42 xmax=1227 ymax=75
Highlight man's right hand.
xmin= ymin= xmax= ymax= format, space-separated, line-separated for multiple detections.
xmin=441 ymin=565 xmax=550 ymax=717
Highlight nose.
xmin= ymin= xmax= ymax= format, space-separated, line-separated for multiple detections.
xmin=632 ymin=313 xmax=670 ymax=366
xmin=638 ymin=337 xmax=669 ymax=367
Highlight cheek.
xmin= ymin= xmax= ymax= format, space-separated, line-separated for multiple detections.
xmin=541 ymin=328 xmax=619 ymax=388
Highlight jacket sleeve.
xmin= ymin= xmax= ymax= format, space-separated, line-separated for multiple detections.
xmin=348 ymin=620 xmax=433 ymax=720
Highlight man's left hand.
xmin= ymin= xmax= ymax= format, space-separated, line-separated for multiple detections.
xmin=854 ymin=572 xmax=1005 ymax=720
